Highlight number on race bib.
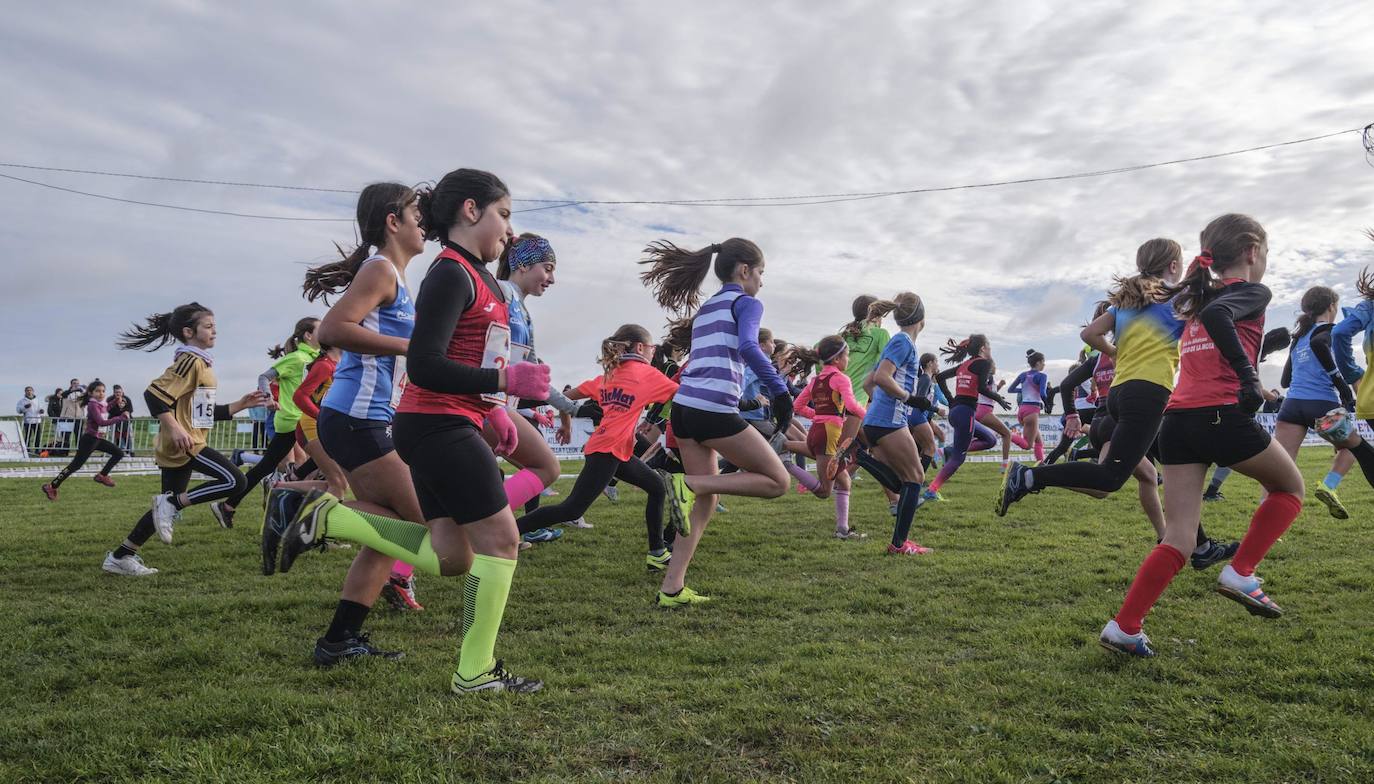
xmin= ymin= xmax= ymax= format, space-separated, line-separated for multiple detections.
xmin=191 ymin=387 xmax=217 ymax=429
xmin=390 ymin=355 xmax=408 ymax=410
xmin=480 ymin=322 xmax=512 ymax=406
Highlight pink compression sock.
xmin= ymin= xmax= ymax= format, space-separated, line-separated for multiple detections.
xmin=834 ymin=489 xmax=850 ymax=532
xmin=390 ymin=561 xmax=414 ymax=580
xmin=504 ymin=468 xmax=546 ymax=509
xmin=1011 ymin=433 xmax=1029 ymax=450
xmin=1033 ymin=440 xmax=1045 ymax=462
xmin=787 ymin=462 xmax=820 ymax=492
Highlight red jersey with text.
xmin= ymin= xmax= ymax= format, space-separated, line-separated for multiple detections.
xmin=1167 ymin=280 xmax=1269 ymax=411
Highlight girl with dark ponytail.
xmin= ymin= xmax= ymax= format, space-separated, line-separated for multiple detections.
xmin=99 ymin=304 xmax=267 ymax=576
xmin=278 ymin=168 xmax=549 ymax=693
xmin=929 ymin=334 xmax=1010 ymax=498
xmin=840 ymin=295 xmax=888 ymax=408
xmin=1007 ymin=349 xmax=1050 ymax=463
xmin=41 ymin=380 xmax=129 ymax=500
xmin=1094 ymin=214 xmax=1307 ymax=657
xmin=209 ymin=316 xmax=321 ymax=528
xmin=786 ymin=336 xmax=868 ymax=539
xmin=638 ymin=237 xmax=794 ymax=607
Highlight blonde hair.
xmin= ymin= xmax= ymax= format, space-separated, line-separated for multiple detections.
xmin=598 ymin=324 xmax=653 ymax=378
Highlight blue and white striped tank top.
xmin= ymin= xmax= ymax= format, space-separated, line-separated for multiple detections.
xmin=674 ymin=287 xmax=744 ymax=414
xmin=322 ymin=256 xmax=415 ymax=422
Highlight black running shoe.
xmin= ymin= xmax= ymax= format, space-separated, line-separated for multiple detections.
xmin=997 ymin=461 xmax=1033 ymax=517
xmin=261 ymin=487 xmax=308 ymax=576
xmin=313 ymin=633 xmax=405 ymax=667
xmin=209 ymin=501 xmax=235 ymax=529
xmin=1191 ymin=539 xmax=1239 ymax=570
xmin=278 ymin=489 xmax=332 ymax=574
xmin=450 ymin=659 xmax=543 ymax=694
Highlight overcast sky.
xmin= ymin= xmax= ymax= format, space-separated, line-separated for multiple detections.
xmin=3 ymin=1 xmax=1372 ymax=410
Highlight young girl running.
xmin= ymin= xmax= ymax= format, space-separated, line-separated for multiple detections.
xmin=638 ymin=238 xmax=793 ymax=607
xmin=290 ymin=345 xmax=349 ymax=498
xmin=1008 ymin=350 xmax=1050 ymax=464
xmin=787 ymin=336 xmax=867 ymax=539
xmin=514 ymin=324 xmax=678 ymax=567
xmin=929 ymin=335 xmax=1011 ymax=496
xmin=102 ymin=304 xmax=267 ymax=575
xmin=211 ymin=318 xmax=321 ymax=528
xmin=42 ymin=380 xmax=129 ymax=499
xmin=1100 ymin=214 xmax=1305 ymax=656
xmin=280 ymin=169 xmax=549 ymax=692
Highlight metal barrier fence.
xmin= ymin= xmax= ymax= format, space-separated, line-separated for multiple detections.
xmin=2 ymin=415 xmax=270 ymax=459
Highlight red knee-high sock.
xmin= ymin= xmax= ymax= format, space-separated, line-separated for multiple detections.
xmin=1114 ymin=543 xmax=1186 ymax=635
xmin=1231 ymin=491 xmax=1303 ymax=577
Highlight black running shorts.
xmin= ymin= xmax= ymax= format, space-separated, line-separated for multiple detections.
xmin=1159 ymin=407 xmax=1270 ymax=467
xmin=393 ymin=412 xmax=508 ymax=525
xmin=670 ymin=403 xmax=749 ymax=443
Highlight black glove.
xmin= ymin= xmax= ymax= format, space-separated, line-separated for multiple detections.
xmin=996 ymin=396 xmax=1012 ymax=411
xmin=1340 ymin=391 xmax=1357 ymax=413
xmin=770 ymin=392 xmax=794 ymax=433
xmin=574 ymin=399 xmax=604 ymax=425
xmin=904 ymin=393 xmax=933 ymax=412
xmin=739 ymin=398 xmax=763 ymax=412
xmin=1236 ymin=369 xmax=1264 ymax=414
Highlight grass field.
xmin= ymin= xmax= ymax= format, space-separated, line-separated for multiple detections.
xmin=4 ymin=453 xmax=1372 ymax=783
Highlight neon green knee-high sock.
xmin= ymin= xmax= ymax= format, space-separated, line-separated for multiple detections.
xmin=456 ymin=554 xmax=517 ymax=681
xmin=322 ymin=499 xmax=441 ymax=576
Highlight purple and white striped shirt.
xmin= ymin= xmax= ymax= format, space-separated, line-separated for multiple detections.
xmin=674 ymin=285 xmax=785 ymax=414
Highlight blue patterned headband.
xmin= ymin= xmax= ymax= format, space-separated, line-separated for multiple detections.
xmin=507 ymin=236 xmax=556 ymax=271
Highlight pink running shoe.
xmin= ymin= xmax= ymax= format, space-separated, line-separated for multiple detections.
xmin=41 ymin=483 xmax=58 ymax=501
xmin=93 ymin=474 xmax=116 ymax=488
xmin=886 ymin=541 xmax=922 ymax=555
xmin=906 ymin=540 xmax=934 ymax=554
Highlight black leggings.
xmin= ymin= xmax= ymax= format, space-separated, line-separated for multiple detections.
xmin=51 ymin=433 xmax=123 ymax=486
xmin=1045 ymin=408 xmax=1096 ymax=464
xmin=226 ymin=429 xmax=296 ymax=507
xmin=517 ymin=451 xmax=666 ymax=551
xmin=1029 ymin=381 xmax=1168 ymax=493
xmin=119 ymin=447 xmax=247 ymax=549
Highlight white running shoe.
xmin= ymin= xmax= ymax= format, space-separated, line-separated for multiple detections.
xmin=565 ymin=517 xmax=594 ymax=529
xmin=151 ymin=493 xmax=179 ymax=544
xmin=102 ymin=551 xmax=158 ymax=576
xmin=540 ymin=487 xmax=559 ymax=497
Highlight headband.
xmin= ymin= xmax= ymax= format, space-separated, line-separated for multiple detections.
xmin=896 ymin=301 xmax=925 ymax=327
xmin=821 ymin=342 xmax=848 ymax=363
xmin=507 ymin=236 xmax=555 ymax=272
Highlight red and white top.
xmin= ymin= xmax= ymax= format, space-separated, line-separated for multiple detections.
xmin=1167 ymin=279 xmax=1269 ymax=411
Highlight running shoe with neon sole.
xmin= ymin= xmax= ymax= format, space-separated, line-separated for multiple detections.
xmin=313 ymin=633 xmax=404 ymax=667
xmin=1216 ymin=564 xmax=1284 ymax=618
xmin=278 ymin=489 xmax=335 ymax=574
xmin=834 ymin=527 xmax=867 ymax=541
xmin=1313 ymin=485 xmax=1349 ymax=520
xmin=210 ymin=500 xmax=235 ymax=529
xmin=451 ymin=660 xmax=543 ymax=694
xmin=41 ymin=483 xmax=58 ymax=501
xmin=922 ymin=489 xmax=944 ymax=503
xmin=93 ymin=474 xmax=116 ymax=488
xmin=151 ymin=492 xmax=180 ymax=544
xmin=646 ymin=549 xmax=671 ymax=571
xmin=1190 ymin=538 xmax=1239 ymax=570
xmin=102 ymin=551 xmax=158 ymax=577
xmin=381 ymin=575 xmax=425 ymax=611
xmin=521 ymin=527 xmax=563 ymax=544
xmin=997 ymin=461 xmax=1033 ymax=517
xmin=657 ymin=585 xmax=711 ymax=608
xmin=261 ymin=487 xmax=308 ymax=575
xmin=1099 ymin=619 xmax=1155 ymax=657
xmin=660 ymin=469 xmax=694 ymax=537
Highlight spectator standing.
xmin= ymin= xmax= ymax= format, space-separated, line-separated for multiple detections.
xmin=15 ymin=386 xmax=44 ymax=451
xmin=57 ymin=378 xmax=85 ymax=454
xmin=107 ymin=385 xmax=136 ymax=456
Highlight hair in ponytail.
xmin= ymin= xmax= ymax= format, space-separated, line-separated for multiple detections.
xmin=304 ymin=182 xmax=417 ymax=303
xmin=866 ymin=292 xmax=925 ymax=326
xmin=1171 ymin=214 xmax=1267 ymax=320
xmin=78 ymin=380 xmax=104 ymax=407
xmin=919 ymin=352 xmax=937 ymax=371
xmin=117 ymin=302 xmax=213 ymax=352
xmin=598 ymin=324 xmax=653 ymax=378
xmin=1293 ymin=285 xmax=1338 ymax=340
xmin=660 ymin=316 xmax=696 ymax=358
xmin=841 ymin=295 xmax=878 ymax=338
xmin=1357 ymin=232 xmax=1374 ymax=300
xmin=1026 ymin=348 xmax=1045 ymax=367
xmin=268 ymin=317 xmax=320 ymax=359
xmin=782 ymin=335 xmax=847 ymax=377
xmin=940 ymin=334 xmax=989 ymax=365
xmin=638 ymin=238 xmax=764 ymax=315
xmin=415 ymin=169 xmax=509 ymax=243
xmin=1107 ymin=238 xmax=1179 ymax=310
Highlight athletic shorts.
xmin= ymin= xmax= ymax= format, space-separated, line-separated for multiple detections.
xmin=862 ymin=424 xmax=905 ymax=447
xmin=807 ymin=420 xmax=843 ymax=457
xmin=975 ymin=404 xmax=994 ymax=421
xmin=1088 ymin=407 xmax=1114 ymax=451
xmin=1277 ymin=396 xmax=1340 ymax=428
xmin=746 ymin=419 xmax=777 ymax=438
xmin=318 ymin=407 xmax=395 ymax=471
xmin=394 ymin=412 xmax=507 ymax=525
xmin=295 ymin=417 xmax=316 ymax=446
xmin=670 ymin=403 xmax=749 ymax=443
xmin=1158 ymin=407 xmax=1270 ymax=467
xmin=907 ymin=407 xmax=930 ymax=427
xmin=1017 ymin=403 xmax=1042 ymax=420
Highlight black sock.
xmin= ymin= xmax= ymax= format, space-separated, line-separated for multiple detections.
xmin=1349 ymin=439 xmax=1374 ymax=489
xmin=291 ymin=459 xmax=318 ymax=481
xmin=524 ymin=494 xmax=540 ymax=514
xmin=169 ymin=493 xmax=186 ymax=510
xmin=920 ymin=453 xmax=932 ymax=472
xmin=856 ymin=450 xmax=902 ymax=493
xmin=324 ymin=600 xmax=371 ymax=643
xmin=113 ymin=544 xmax=137 ymax=559
xmin=1196 ymin=523 xmax=1210 ymax=547
xmin=891 ymin=481 xmax=923 ymax=547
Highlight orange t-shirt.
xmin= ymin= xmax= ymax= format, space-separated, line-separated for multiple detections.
xmin=575 ymin=356 xmax=679 ymax=461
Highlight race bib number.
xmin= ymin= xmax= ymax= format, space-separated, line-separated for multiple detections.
xmin=390 ymin=355 xmax=408 ymax=410
xmin=192 ymin=387 xmax=217 ymax=429
xmin=512 ymin=341 xmax=533 ymax=364
xmin=480 ymin=322 xmax=512 ymax=406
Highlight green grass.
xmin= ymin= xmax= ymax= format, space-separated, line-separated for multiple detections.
xmin=3 ymin=454 xmax=1372 ymax=783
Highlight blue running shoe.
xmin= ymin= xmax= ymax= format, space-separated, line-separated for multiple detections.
xmin=1098 ymin=619 xmax=1155 ymax=657
xmin=1216 ymin=565 xmax=1283 ymax=618
xmin=521 ymin=527 xmax=563 ymax=544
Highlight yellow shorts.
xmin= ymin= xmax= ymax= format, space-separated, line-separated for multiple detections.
xmin=806 ymin=420 xmax=843 ymax=457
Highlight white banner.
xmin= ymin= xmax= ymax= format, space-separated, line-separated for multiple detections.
xmin=0 ymin=419 xmax=28 ymax=461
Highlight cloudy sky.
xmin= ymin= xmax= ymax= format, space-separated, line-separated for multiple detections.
xmin=3 ymin=1 xmax=1372 ymax=410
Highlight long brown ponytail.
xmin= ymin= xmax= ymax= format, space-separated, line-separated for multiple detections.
xmin=303 ymin=183 xmax=416 ymax=303
xmin=1170 ymin=214 xmax=1267 ymax=320
xmin=268 ymin=317 xmax=320 ymax=359
xmin=117 ymin=303 xmax=213 ymax=352
xmin=1108 ymin=238 xmax=1180 ymax=310
xmin=782 ymin=335 xmax=847 ymax=377
xmin=638 ymin=238 xmax=764 ymax=315
xmin=841 ymin=295 xmax=878 ymax=339
xmin=940 ymin=334 xmax=988 ymax=365
xmin=1293 ymin=286 xmax=1338 ymax=340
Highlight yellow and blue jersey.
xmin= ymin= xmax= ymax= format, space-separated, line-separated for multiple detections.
xmin=1109 ymin=300 xmax=1184 ymax=391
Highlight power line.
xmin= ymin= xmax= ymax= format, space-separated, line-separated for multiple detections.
xmin=0 ymin=124 xmax=1365 ymax=220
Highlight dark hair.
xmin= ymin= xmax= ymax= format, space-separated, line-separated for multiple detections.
xmin=1026 ymin=349 xmax=1045 ymax=367
xmin=638 ymin=238 xmax=764 ymax=315
xmin=867 ymin=292 xmax=925 ymax=327
xmin=1109 ymin=238 xmax=1180 ymax=310
xmin=919 ymin=352 xmax=937 ymax=370
xmin=268 ymin=317 xmax=320 ymax=359
xmin=842 ymin=295 xmax=879 ymax=338
xmin=598 ymin=324 xmax=653 ymax=377
xmin=498 ymin=233 xmax=555 ymax=280
xmin=1293 ymin=286 xmax=1338 ymax=340
xmin=661 ymin=317 xmax=695 ymax=358
xmin=940 ymin=334 xmax=989 ymax=365
xmin=783 ymin=335 xmax=847 ymax=377
xmin=304 ymin=182 xmax=417 ymax=303
xmin=416 ymin=169 xmax=510 ymax=242
xmin=78 ymin=380 xmax=104 ymax=406
xmin=117 ymin=302 xmax=214 ymax=352
xmin=1356 ymin=231 xmax=1374 ymax=300
xmin=1171 ymin=214 xmax=1267 ymax=320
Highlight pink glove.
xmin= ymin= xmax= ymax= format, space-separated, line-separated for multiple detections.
xmin=504 ymin=362 xmax=551 ymax=400
xmin=532 ymin=410 xmax=555 ymax=429
xmin=486 ymin=406 xmax=519 ymax=457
